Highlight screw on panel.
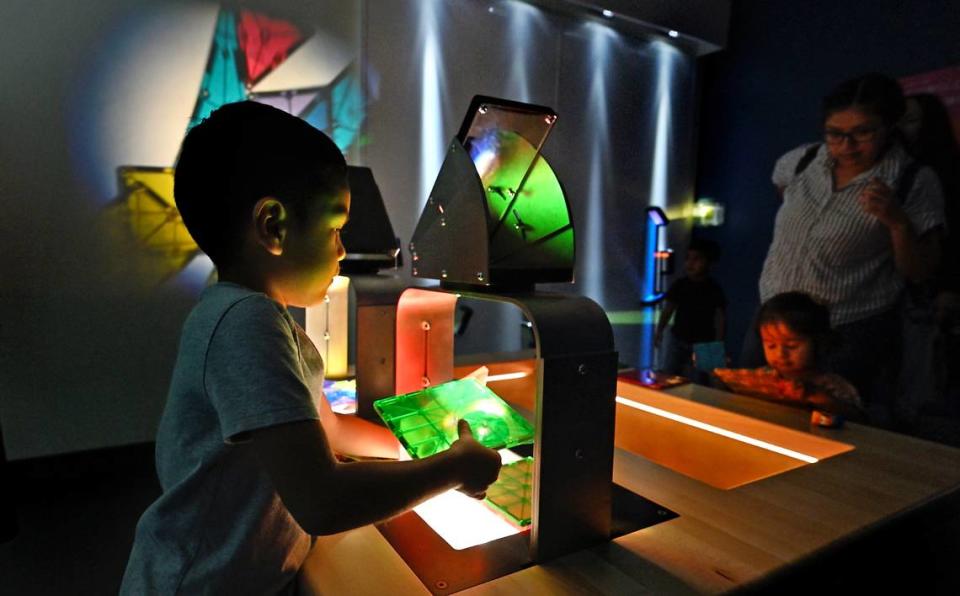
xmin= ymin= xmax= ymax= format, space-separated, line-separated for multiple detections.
xmin=412 ymin=267 xmax=419 ymax=276
xmin=421 ymin=321 xmax=431 ymax=331
xmin=441 ymin=270 xmax=448 ymax=279
xmin=476 ymin=272 xmax=485 ymax=281
xmin=574 ymin=449 xmax=585 ymax=461
xmin=578 ymin=364 xmax=587 ymax=375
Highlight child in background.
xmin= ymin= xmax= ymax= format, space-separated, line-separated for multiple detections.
xmin=654 ymin=238 xmax=726 ymax=379
xmin=120 ymin=102 xmax=501 ymax=595
xmin=714 ymin=292 xmax=865 ymax=423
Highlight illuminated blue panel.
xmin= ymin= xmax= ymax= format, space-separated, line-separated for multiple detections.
xmin=642 ymin=207 xmax=668 ymax=303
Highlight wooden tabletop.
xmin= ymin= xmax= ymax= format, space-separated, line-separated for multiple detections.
xmin=299 ymin=371 xmax=960 ymax=594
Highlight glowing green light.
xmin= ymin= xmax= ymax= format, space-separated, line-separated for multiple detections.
xmin=472 ymin=130 xmax=573 ymax=268
xmin=374 ymin=379 xmax=535 ymax=459
xmin=485 ymin=457 xmax=533 ymax=526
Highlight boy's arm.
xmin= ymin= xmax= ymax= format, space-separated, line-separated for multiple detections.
xmin=714 ymin=306 xmax=726 ymax=342
xmin=314 ymin=386 xmax=400 ymax=460
xmin=654 ymin=300 xmax=677 ymax=347
xmin=249 ymin=418 xmax=501 ymax=536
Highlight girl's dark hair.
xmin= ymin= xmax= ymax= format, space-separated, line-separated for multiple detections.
xmin=758 ymin=292 xmax=834 ymax=360
xmin=821 ymin=72 xmax=906 ymax=128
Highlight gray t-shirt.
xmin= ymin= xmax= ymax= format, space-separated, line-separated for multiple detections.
xmin=121 ymin=282 xmax=324 ymax=595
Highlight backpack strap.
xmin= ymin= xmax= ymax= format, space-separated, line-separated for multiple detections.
xmin=894 ymin=160 xmax=922 ymax=206
xmin=794 ymin=143 xmax=821 ymax=176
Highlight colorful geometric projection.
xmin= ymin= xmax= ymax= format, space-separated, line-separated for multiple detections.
xmin=249 ymin=67 xmax=365 ymax=154
xmin=236 ymin=9 xmax=309 ymax=87
xmin=116 ymin=166 xmax=199 ymax=272
xmin=188 ymin=8 xmax=311 ymax=131
xmin=109 ymin=5 xmax=365 ymax=286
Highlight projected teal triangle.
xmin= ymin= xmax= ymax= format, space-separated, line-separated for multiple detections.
xmin=187 ymin=9 xmax=247 ymax=131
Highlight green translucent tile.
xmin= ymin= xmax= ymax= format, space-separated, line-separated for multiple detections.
xmin=374 ymin=379 xmax=534 ymax=459
xmin=485 ymin=457 xmax=533 ymax=526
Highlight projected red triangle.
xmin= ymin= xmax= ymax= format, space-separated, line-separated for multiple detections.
xmin=236 ymin=9 xmax=309 ymax=87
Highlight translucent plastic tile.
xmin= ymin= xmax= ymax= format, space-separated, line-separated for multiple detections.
xmin=374 ymin=379 xmax=534 ymax=459
xmin=485 ymin=457 xmax=533 ymax=526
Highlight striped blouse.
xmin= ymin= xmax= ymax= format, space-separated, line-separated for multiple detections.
xmin=759 ymin=142 xmax=944 ymax=326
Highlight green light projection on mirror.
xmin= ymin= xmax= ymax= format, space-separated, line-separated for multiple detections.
xmin=468 ymin=130 xmax=573 ymax=267
xmin=374 ymin=379 xmax=534 ymax=460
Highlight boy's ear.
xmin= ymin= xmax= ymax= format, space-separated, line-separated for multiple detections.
xmin=252 ymin=197 xmax=287 ymax=256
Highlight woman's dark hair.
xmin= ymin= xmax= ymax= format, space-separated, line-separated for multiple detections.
xmin=758 ymin=292 xmax=834 ymax=361
xmin=174 ymin=101 xmax=347 ymax=268
xmin=821 ymin=72 xmax=906 ymax=128
xmin=905 ymin=93 xmax=960 ymax=200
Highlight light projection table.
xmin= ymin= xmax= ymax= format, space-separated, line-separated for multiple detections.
xmin=299 ymin=360 xmax=960 ymax=594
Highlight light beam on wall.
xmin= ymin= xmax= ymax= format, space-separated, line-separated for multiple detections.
xmin=649 ymin=40 xmax=676 ymax=210
xmin=640 ymin=40 xmax=680 ymax=371
xmin=419 ymin=0 xmax=446 ymax=207
xmin=583 ymin=22 xmax=614 ymax=306
xmin=505 ymin=1 xmax=539 ymax=103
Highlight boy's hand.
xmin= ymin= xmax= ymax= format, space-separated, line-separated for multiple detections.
xmin=448 ymin=420 xmax=501 ymax=499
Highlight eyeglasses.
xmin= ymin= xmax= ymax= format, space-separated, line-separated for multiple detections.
xmin=824 ymin=126 xmax=882 ymax=145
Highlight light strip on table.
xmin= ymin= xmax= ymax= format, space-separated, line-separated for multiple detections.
xmin=615 ymin=396 xmax=819 ymax=464
xmin=486 ymin=371 xmax=530 ymax=382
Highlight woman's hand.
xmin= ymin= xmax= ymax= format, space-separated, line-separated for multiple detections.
xmin=858 ymin=178 xmax=909 ymax=230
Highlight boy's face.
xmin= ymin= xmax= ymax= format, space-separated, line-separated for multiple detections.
xmin=760 ymin=321 xmax=814 ymax=379
xmin=685 ymin=249 xmax=709 ymax=278
xmin=276 ymin=185 xmax=350 ymax=308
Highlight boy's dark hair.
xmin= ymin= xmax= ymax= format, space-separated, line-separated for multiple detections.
xmin=758 ymin=292 xmax=834 ymax=359
xmin=821 ymin=72 xmax=905 ymax=128
xmin=174 ymin=101 xmax=347 ymax=268
xmin=687 ymin=237 xmax=721 ymax=262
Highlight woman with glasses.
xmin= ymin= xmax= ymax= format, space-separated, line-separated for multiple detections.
xmin=749 ymin=73 xmax=945 ymax=425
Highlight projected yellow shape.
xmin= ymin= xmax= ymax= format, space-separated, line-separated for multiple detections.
xmin=117 ymin=166 xmax=199 ymax=277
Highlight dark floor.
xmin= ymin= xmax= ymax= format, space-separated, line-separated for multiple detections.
xmin=0 ymin=444 xmax=161 ymax=596
xmin=1 ymin=412 xmax=960 ymax=595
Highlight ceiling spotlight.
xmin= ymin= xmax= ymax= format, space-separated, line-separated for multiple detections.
xmin=601 ymin=9 xmax=614 ymax=18
xmin=668 ymin=29 xmax=679 ymax=38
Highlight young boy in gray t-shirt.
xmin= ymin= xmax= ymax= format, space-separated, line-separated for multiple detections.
xmin=120 ymin=102 xmax=501 ymax=595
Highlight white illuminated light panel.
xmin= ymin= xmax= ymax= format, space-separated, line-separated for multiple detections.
xmin=615 ymin=396 xmax=819 ymax=464
xmin=413 ymin=449 xmax=525 ymax=550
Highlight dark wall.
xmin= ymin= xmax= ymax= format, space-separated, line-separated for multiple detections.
xmin=694 ymin=0 xmax=960 ymax=361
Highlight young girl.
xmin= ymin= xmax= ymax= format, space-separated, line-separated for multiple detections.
xmin=715 ymin=292 xmax=866 ymax=423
